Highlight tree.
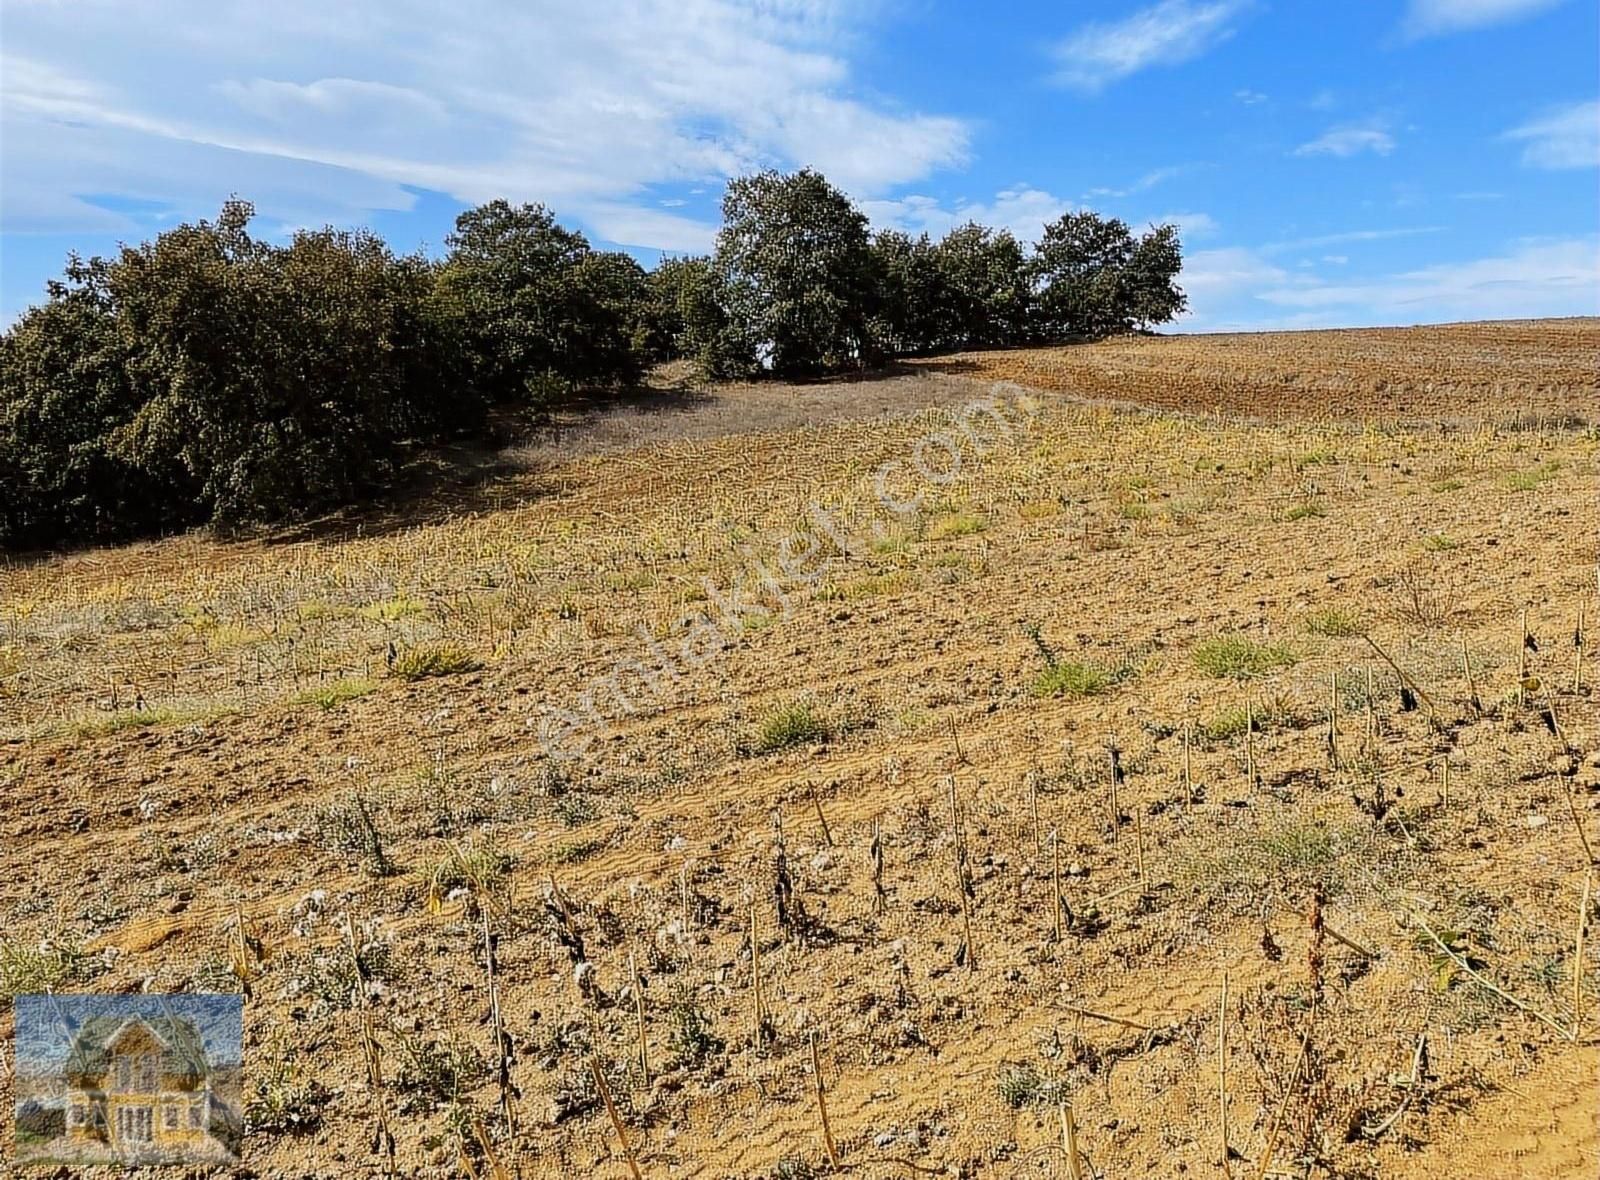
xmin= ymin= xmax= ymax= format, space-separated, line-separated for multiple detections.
xmin=649 ymin=255 xmax=752 ymax=378
xmin=933 ymin=223 xmax=1033 ymax=349
xmin=870 ymin=230 xmax=943 ymax=355
xmin=438 ymin=200 xmax=644 ymax=405
xmin=105 ymin=203 xmax=465 ymax=526
xmin=1031 ymin=213 xmax=1186 ymax=339
xmin=713 ymin=169 xmax=881 ymax=377
xmin=0 ymin=255 xmax=185 ymax=548
xmin=1124 ymin=223 xmax=1188 ymax=330
xmin=1031 ymin=212 xmax=1137 ymax=339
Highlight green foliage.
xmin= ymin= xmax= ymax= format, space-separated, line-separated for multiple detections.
xmin=0 ymin=256 xmax=191 ymax=547
xmin=4 ymin=171 xmax=1186 ymax=550
xmin=933 ymin=222 xmax=1035 ymax=347
xmin=666 ymin=986 xmax=725 ymax=1068
xmin=438 ymin=200 xmax=643 ymax=404
xmin=1031 ymin=212 xmax=1186 ymax=338
xmin=750 ymin=700 xmax=831 ymax=753
xmin=1304 ymin=607 xmax=1366 ymax=637
xmin=649 ymin=255 xmax=752 ymax=378
xmin=714 ymin=169 xmax=881 ymax=377
xmin=0 ymin=935 xmax=88 ymax=997
xmin=1031 ymin=661 xmax=1113 ymax=698
xmin=1192 ymin=633 xmax=1298 ymax=679
xmin=389 ymin=642 xmax=482 ymax=681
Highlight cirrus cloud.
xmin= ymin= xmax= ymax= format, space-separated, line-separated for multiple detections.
xmin=1050 ymin=0 xmax=1252 ymax=92
xmin=1503 ymin=100 xmax=1600 ymax=169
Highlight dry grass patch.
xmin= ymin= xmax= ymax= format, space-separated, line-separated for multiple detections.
xmin=390 ymin=642 xmax=481 ymax=681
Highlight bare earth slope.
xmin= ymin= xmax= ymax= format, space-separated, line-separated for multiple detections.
xmin=2 ymin=320 xmax=1598 ymax=1179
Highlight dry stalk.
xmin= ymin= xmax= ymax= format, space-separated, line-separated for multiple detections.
xmin=1576 ymin=600 xmax=1586 ymax=693
xmin=1408 ymin=907 xmax=1574 ymax=1041
xmin=750 ymin=900 xmax=769 ymax=1047
xmin=345 ymin=913 xmax=396 ymax=1180
xmin=481 ymin=911 xmax=517 ymax=1137
xmin=1059 ymin=1103 xmax=1085 ymax=1180
xmin=228 ymin=900 xmax=257 ymax=998
xmin=1134 ymin=803 xmax=1148 ymax=886
xmin=469 ymin=1115 xmax=513 ymax=1180
xmin=810 ymin=782 xmax=834 ymax=847
xmin=1364 ymin=664 xmax=1378 ymax=756
xmin=1057 ymin=1002 xmax=1156 ymax=1032
xmin=1360 ymin=1034 xmax=1428 ymax=1140
xmin=1254 ymin=1023 xmax=1311 ymax=1179
xmin=1326 ymin=671 xmax=1338 ymax=770
xmin=1576 ymin=870 xmax=1593 ymax=1038
xmin=1518 ymin=607 xmax=1529 ymax=708
xmin=1030 ymin=772 xmax=1042 ymax=860
xmin=1563 ymin=786 xmax=1597 ymax=868
xmin=629 ymin=949 xmax=650 ymax=1088
xmin=1460 ymin=632 xmax=1482 ymax=716
xmin=947 ymin=777 xmax=978 ymax=970
xmin=1051 ymin=829 xmax=1065 ymax=942
xmin=1363 ymin=634 xmax=1439 ymax=721
xmin=592 ymin=1059 xmax=645 ymax=1180
xmin=871 ymin=818 xmax=887 ymax=915
xmin=1244 ymin=696 xmax=1256 ymax=788
xmin=1107 ymin=741 xmax=1124 ymax=844
xmin=810 ymin=1030 xmax=842 ymax=1170
xmin=1217 ymin=971 xmax=1232 ymax=1179
xmin=1183 ymin=719 xmax=1195 ymax=807
xmin=948 ymin=714 xmax=967 ymax=765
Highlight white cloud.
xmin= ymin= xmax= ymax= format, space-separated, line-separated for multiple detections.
xmin=1402 ymin=0 xmax=1566 ymax=38
xmin=0 ymin=1 xmax=970 ymax=251
xmin=1179 ymin=237 xmax=1600 ymax=331
xmin=1263 ymin=226 xmax=1445 ymax=253
xmin=1179 ymin=246 xmax=1289 ymax=300
xmin=1257 ymin=237 xmax=1600 ymax=322
xmin=1293 ymin=125 xmax=1396 ymax=158
xmin=1234 ymin=89 xmax=1268 ymax=105
xmin=1151 ymin=211 xmax=1219 ymax=239
xmin=862 ymin=186 xmax=1073 ymax=245
xmin=1503 ymin=100 xmax=1600 ymax=169
xmin=1050 ymin=0 xmax=1251 ymax=92
xmin=1083 ymin=166 xmax=1188 ymax=200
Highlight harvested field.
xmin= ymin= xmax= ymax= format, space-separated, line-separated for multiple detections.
xmin=2 ymin=321 xmax=1598 ymax=1179
xmin=915 ymin=317 xmax=1599 ymax=423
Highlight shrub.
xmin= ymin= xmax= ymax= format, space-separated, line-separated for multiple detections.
xmin=390 ymin=642 xmax=482 ymax=681
xmin=0 ymin=935 xmax=88 ymax=997
xmin=1192 ymin=634 xmax=1298 ymax=680
xmin=750 ymin=700 xmax=831 ymax=753
xmin=1031 ymin=661 xmax=1113 ymax=698
xmin=1304 ymin=607 xmax=1365 ymax=638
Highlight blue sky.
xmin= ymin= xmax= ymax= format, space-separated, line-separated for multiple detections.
xmin=13 ymin=994 xmax=242 ymax=1075
xmin=2 ymin=0 xmax=1596 ymax=330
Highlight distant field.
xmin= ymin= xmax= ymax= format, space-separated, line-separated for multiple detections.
xmin=917 ymin=317 xmax=1599 ymax=421
xmin=2 ymin=320 xmax=1597 ymax=1179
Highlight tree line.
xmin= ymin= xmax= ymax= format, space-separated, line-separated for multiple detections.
xmin=0 ymin=168 xmax=1185 ymax=550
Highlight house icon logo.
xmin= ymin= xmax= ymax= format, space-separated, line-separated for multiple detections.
xmin=14 ymin=994 xmax=242 ymax=1166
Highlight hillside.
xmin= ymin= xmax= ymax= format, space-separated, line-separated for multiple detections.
xmin=2 ymin=320 xmax=1598 ymax=1179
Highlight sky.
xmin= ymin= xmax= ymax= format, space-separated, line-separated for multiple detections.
xmin=13 ymin=994 xmax=242 ymax=1076
xmin=1 ymin=0 xmax=1597 ymax=331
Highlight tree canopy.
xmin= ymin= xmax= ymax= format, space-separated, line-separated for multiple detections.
xmin=2 ymin=171 xmax=1186 ymax=550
